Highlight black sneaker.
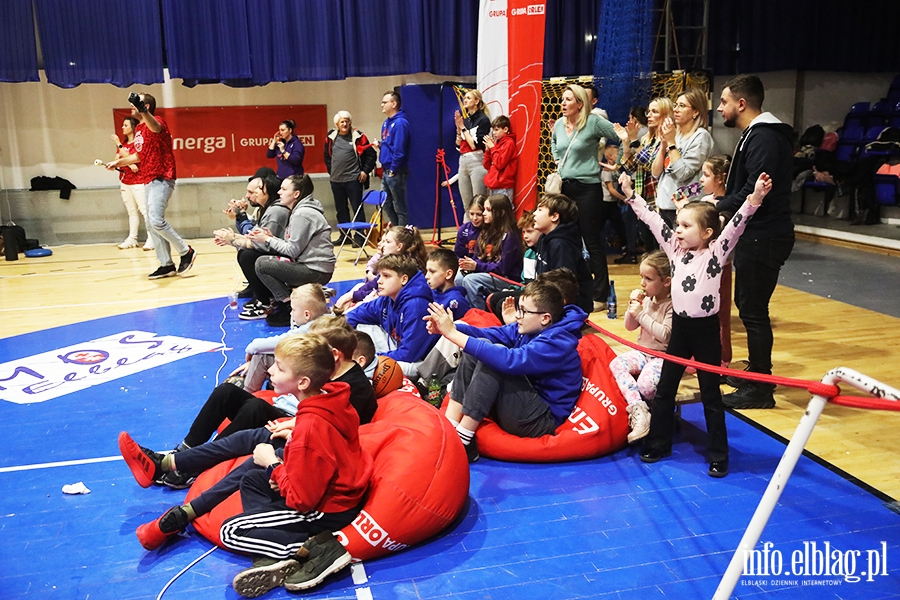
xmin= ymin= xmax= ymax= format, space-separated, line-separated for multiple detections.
xmin=148 ymin=265 xmax=176 ymax=280
xmin=159 ymin=470 xmax=197 ymax=490
xmin=723 ymin=382 xmax=776 ymax=409
xmin=284 ymin=532 xmax=352 ymax=591
xmin=237 ymin=285 xmax=253 ymax=299
xmin=232 ymin=556 xmax=302 ymax=598
xmin=464 ymin=438 xmax=480 ymax=464
xmin=723 ymin=361 xmax=751 ymax=387
xmin=265 ymin=302 xmax=292 ymax=327
xmin=177 ymin=246 xmax=197 ymax=276
xmin=239 ymin=301 xmax=270 ymax=320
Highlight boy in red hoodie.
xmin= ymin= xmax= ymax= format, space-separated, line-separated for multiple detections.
xmin=118 ymin=334 xmax=372 ymax=596
xmin=482 ymin=115 xmax=518 ymax=201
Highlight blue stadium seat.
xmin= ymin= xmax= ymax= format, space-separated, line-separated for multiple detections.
xmin=874 ymin=174 xmax=900 ymax=206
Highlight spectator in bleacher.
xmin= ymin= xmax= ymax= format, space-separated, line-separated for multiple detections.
xmin=324 ymin=111 xmax=378 ymax=246
xmin=267 ymin=120 xmax=305 ymax=178
xmin=550 ymin=84 xmax=618 ymax=313
xmin=652 ymin=88 xmax=713 ymax=226
xmin=707 ymin=74 xmax=795 ymax=410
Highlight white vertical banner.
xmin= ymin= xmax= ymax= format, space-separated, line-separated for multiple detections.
xmin=477 ymin=0 xmax=509 ymax=117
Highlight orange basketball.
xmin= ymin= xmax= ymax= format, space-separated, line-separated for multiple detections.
xmin=372 ymin=355 xmax=404 ymax=398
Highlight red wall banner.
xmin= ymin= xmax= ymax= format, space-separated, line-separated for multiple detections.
xmin=507 ymin=0 xmax=547 ymax=214
xmin=111 ymin=105 xmax=327 ymax=178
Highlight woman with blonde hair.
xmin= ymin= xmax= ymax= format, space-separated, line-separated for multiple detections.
xmin=550 ymin=83 xmax=618 ymax=312
xmin=453 ymin=88 xmax=492 ymax=218
xmin=615 ymin=97 xmax=675 ymax=256
xmin=651 ymin=88 xmax=713 ymax=225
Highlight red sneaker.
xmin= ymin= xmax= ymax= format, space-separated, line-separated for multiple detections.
xmin=136 ymin=506 xmax=189 ymax=550
xmin=118 ymin=432 xmax=162 ymax=488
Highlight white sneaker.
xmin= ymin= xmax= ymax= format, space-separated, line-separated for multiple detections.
xmin=118 ymin=237 xmax=138 ymax=249
xmin=142 ymin=240 xmax=154 ymax=251
xmin=627 ymin=402 xmax=651 ymax=444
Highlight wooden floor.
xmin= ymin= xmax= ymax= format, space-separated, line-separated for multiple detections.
xmin=2 ymin=235 xmax=898 ymax=501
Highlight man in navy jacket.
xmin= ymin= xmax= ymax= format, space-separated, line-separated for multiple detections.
xmin=376 ymin=91 xmax=411 ymax=226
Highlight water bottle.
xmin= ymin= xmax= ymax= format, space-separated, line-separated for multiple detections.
xmin=427 ymin=374 xmax=442 ymax=407
xmin=607 ymin=281 xmax=617 ymax=319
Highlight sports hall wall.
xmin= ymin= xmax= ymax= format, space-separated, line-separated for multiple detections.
xmin=0 ymin=69 xmax=895 ymax=245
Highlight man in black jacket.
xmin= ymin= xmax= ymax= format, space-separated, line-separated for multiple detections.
xmin=709 ymin=75 xmax=795 ymax=409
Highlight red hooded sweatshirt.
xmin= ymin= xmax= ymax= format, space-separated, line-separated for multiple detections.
xmin=271 ymin=382 xmax=373 ymax=514
xmin=483 ymin=132 xmax=518 ymax=190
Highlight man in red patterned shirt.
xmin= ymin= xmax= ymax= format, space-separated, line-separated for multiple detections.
xmin=107 ymin=93 xmax=196 ymax=279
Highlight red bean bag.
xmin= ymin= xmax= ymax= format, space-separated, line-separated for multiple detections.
xmin=461 ymin=307 xmax=503 ymax=328
xmin=187 ymin=385 xmax=469 ymax=561
xmin=475 ymin=333 xmax=629 ymax=462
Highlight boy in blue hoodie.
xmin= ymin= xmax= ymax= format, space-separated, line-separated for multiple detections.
xmin=346 ymin=254 xmax=436 ymax=374
xmin=425 ymin=279 xmax=587 ymax=463
xmin=426 ymin=248 xmax=471 ymax=320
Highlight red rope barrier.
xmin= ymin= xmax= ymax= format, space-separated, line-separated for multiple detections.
xmin=831 ymin=395 xmax=900 ymax=411
xmin=482 ymin=281 xmax=900 ymax=409
xmin=585 ymin=320 xmax=841 ymax=398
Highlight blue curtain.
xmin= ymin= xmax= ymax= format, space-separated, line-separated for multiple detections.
xmin=33 ymin=0 xmax=163 ymax=88
xmin=161 ymin=0 xmax=252 ymax=84
xmin=0 ymin=0 xmax=39 ymax=82
xmin=343 ymin=0 xmax=427 ymax=77
xmin=424 ymin=0 xmax=478 ymax=77
xmin=243 ymin=0 xmax=347 ymax=85
xmin=708 ymin=0 xmax=900 ymax=75
xmin=593 ymin=0 xmax=655 ymax=123
xmin=543 ymin=0 xmax=600 ymax=78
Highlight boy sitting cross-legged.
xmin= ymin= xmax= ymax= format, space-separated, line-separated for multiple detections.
xmin=425 ymin=247 xmax=471 ymax=320
xmin=424 ymin=279 xmax=587 ymax=463
xmin=118 ymin=334 xmax=372 ymax=596
xmin=346 ymin=253 xmax=436 ymax=375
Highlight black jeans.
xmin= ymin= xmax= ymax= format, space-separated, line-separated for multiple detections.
xmin=237 ymin=248 xmax=274 ymax=304
xmin=645 ymin=313 xmax=727 ymax=463
xmin=183 ymin=382 xmax=290 ymax=449
xmin=562 ymin=179 xmax=610 ymax=301
xmin=175 ymin=427 xmax=286 ymax=516
xmin=330 ymin=179 xmax=365 ymax=225
xmin=733 ymin=235 xmax=795 ymax=375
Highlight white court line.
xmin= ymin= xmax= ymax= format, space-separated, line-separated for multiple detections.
xmin=0 ymin=296 xmax=223 ymax=313
xmin=0 ymin=455 xmax=123 ymax=473
xmin=351 ymin=562 xmax=368 ymax=584
xmin=355 ymin=588 xmax=373 ymax=600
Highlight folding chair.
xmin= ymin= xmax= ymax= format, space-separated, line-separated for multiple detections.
xmin=336 ymin=189 xmax=386 ymax=266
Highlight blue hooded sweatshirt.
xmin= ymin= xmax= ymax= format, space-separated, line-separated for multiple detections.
xmin=456 ymin=304 xmax=588 ymax=425
xmin=432 ymin=286 xmax=471 ymax=321
xmin=379 ymin=110 xmax=410 ymax=172
xmin=346 ymin=270 xmax=436 ymax=362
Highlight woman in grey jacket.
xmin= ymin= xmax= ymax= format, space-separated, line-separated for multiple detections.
xmin=652 ymin=88 xmax=713 ymax=226
xmin=247 ymin=174 xmax=336 ymax=327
